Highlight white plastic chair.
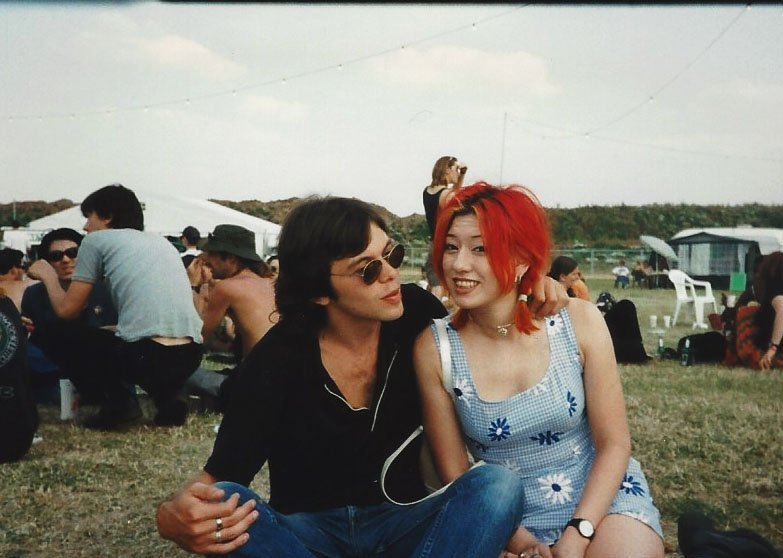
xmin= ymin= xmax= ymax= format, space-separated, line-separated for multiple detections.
xmin=668 ymin=269 xmax=718 ymax=329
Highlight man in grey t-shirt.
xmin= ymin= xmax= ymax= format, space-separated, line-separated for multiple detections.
xmin=29 ymin=184 xmax=203 ymax=430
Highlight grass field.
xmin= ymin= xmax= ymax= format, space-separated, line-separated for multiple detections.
xmin=1 ymin=276 xmax=781 ymax=557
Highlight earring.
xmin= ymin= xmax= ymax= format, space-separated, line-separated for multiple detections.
xmin=518 ymin=293 xmax=528 ymax=302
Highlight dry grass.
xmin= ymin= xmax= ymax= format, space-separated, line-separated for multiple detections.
xmin=2 ymin=277 xmax=781 ymax=557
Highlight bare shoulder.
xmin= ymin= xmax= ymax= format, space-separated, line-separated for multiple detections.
xmin=565 ymin=298 xmax=606 ymax=336
xmin=219 ymin=274 xmax=273 ymax=295
xmin=414 ymin=322 xmax=443 ymax=374
xmin=566 ymin=297 xmax=602 ymax=321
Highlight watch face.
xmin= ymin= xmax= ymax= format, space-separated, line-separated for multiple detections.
xmin=578 ymin=519 xmax=595 ymax=538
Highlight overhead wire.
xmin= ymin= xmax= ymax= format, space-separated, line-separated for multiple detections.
xmin=3 ymin=5 xmax=529 ymax=121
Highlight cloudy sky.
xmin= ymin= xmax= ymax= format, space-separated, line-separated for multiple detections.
xmin=1 ymin=2 xmax=781 ymax=216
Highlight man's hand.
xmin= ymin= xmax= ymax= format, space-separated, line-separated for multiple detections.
xmin=21 ymin=316 xmax=35 ymax=335
xmin=527 ymin=276 xmax=569 ymax=319
xmin=26 ymin=259 xmax=56 ymax=282
xmin=156 ymin=482 xmax=258 ymax=555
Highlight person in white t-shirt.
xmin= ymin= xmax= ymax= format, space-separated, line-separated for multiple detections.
xmin=612 ymin=259 xmax=630 ymax=289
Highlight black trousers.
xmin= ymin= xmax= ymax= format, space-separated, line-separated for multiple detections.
xmin=33 ymin=321 xmax=202 ymax=410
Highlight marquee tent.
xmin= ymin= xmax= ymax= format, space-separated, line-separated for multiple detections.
xmin=23 ymin=190 xmax=281 ymax=257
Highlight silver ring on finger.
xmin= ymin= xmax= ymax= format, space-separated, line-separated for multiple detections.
xmin=518 ymin=553 xmax=528 ymax=558
xmin=215 ymin=517 xmax=223 ymax=531
xmin=214 ymin=529 xmax=223 ymax=542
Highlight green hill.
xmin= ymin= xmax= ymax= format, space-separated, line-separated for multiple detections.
xmin=3 ymin=199 xmax=780 ymax=249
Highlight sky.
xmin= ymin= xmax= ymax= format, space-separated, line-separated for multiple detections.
xmin=1 ymin=2 xmax=782 ymax=217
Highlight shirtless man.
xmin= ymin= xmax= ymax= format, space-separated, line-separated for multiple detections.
xmin=199 ymin=224 xmax=275 ymax=354
xmin=184 ymin=225 xmax=275 ymax=406
xmin=0 ymin=248 xmax=35 ymax=311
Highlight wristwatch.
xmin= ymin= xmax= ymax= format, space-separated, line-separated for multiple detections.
xmin=566 ymin=518 xmax=595 ymax=540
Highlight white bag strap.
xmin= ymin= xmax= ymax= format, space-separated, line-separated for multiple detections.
xmin=434 ymin=319 xmax=455 ymax=402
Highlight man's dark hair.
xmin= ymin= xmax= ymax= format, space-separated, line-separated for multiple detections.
xmin=38 ymin=228 xmax=84 ymax=259
xmin=0 ymin=248 xmax=24 ymax=274
xmin=181 ymin=226 xmax=200 ymax=246
xmin=80 ymin=184 xmax=144 ymax=231
xmin=275 ymin=196 xmax=388 ymax=332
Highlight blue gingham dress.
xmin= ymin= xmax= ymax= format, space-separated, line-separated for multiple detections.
xmin=431 ymin=309 xmax=663 ymax=544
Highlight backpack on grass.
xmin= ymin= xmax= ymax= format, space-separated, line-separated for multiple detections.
xmin=0 ymin=295 xmax=38 ymax=463
xmin=676 ymin=331 xmax=727 ymax=364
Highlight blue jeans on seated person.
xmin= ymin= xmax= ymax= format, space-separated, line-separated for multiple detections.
xmin=614 ymin=276 xmax=629 ymax=288
xmin=211 ymin=463 xmax=525 ymax=558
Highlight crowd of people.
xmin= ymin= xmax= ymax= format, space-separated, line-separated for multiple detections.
xmin=1 ymin=165 xmax=780 ymax=556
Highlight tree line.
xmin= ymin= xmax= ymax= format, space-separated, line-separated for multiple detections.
xmin=2 ymin=198 xmax=781 ymax=249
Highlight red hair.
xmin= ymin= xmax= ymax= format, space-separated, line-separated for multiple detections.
xmin=432 ymin=181 xmax=551 ymax=334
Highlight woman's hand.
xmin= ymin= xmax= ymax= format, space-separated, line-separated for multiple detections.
xmin=760 ymin=346 xmax=777 ymax=370
xmin=501 ymin=527 xmax=553 ymax=558
xmin=551 ymin=528 xmax=590 ymax=558
xmin=501 ymin=542 xmax=552 ymax=558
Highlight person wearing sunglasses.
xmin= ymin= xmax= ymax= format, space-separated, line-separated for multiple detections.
xmin=157 ymin=195 xmax=569 ymax=557
xmin=27 ymin=184 xmax=203 ymax=430
xmin=21 ymin=228 xmax=118 ymax=404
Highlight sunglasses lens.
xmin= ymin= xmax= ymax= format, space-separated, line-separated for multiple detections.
xmin=362 ymin=260 xmax=382 ymax=285
xmin=47 ymin=247 xmax=78 ymax=262
xmin=388 ymin=244 xmax=404 ymax=269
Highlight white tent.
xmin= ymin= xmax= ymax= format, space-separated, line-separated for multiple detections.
xmin=25 ymin=190 xmax=281 ymax=257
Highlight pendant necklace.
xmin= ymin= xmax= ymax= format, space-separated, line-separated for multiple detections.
xmin=468 ymin=313 xmax=514 ymax=337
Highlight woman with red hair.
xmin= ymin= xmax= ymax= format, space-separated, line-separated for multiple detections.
xmin=414 ymin=182 xmax=664 ymax=558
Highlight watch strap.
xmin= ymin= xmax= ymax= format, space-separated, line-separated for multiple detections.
xmin=566 ymin=517 xmax=595 ymax=540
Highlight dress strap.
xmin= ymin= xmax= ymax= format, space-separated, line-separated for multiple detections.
xmin=432 ymin=318 xmax=455 ymax=402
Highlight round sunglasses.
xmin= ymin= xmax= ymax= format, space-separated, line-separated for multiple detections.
xmin=331 ymin=243 xmax=405 ymax=285
xmin=46 ymin=246 xmax=79 ymax=262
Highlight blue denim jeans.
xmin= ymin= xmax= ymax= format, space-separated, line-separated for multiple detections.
xmin=212 ymin=463 xmax=525 ymax=558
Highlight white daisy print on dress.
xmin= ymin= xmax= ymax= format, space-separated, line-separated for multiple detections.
xmin=545 ymin=314 xmax=564 ymax=335
xmin=538 ymin=473 xmax=573 ymax=505
xmin=453 ymin=377 xmax=475 ymax=408
xmin=529 ymin=374 xmax=550 ymax=396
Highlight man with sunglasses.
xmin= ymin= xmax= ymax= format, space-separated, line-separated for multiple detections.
xmin=21 ymin=228 xmax=117 ymax=403
xmin=157 ymin=195 xmax=568 ymax=557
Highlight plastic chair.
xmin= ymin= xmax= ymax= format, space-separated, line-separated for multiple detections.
xmin=668 ymin=270 xmax=718 ymax=329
